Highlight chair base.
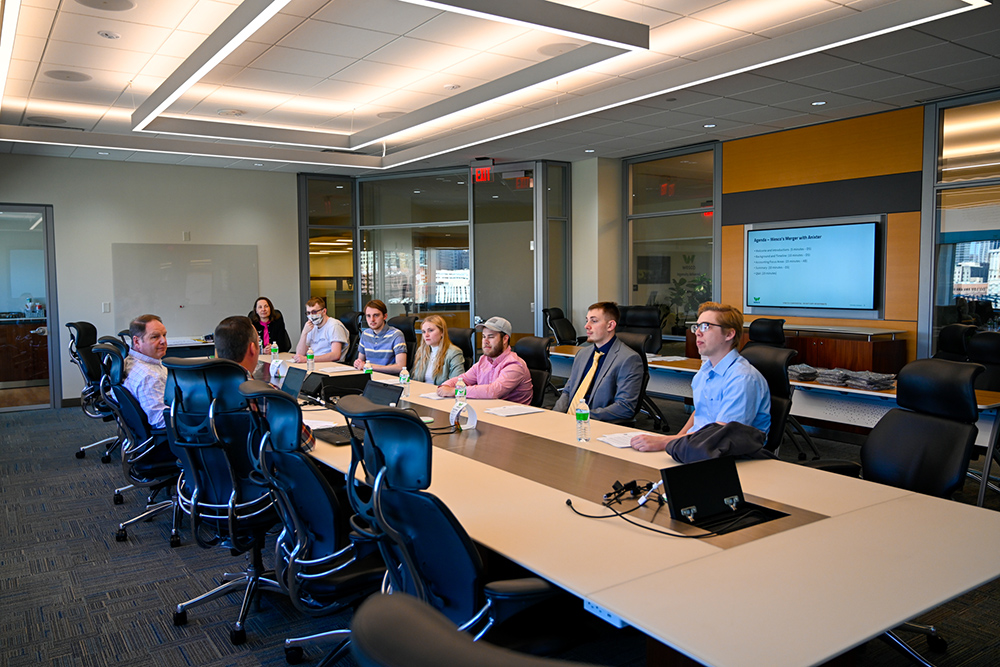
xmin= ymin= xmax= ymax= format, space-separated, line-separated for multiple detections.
xmin=284 ymin=629 xmax=351 ymax=666
xmin=880 ymin=621 xmax=947 ymax=667
xmin=76 ymin=434 xmax=119 ymax=460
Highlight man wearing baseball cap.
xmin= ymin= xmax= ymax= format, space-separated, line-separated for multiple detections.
xmin=437 ymin=316 xmax=533 ymax=405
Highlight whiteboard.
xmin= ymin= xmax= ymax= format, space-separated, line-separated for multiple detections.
xmin=113 ymin=243 xmax=259 ymax=336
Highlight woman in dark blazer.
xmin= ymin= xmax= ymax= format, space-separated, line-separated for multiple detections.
xmin=249 ymin=296 xmax=292 ymax=352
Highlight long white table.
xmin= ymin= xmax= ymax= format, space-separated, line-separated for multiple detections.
xmin=291 ymin=360 xmax=1000 ymax=667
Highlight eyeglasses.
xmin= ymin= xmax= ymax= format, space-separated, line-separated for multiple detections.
xmin=690 ymin=322 xmax=725 ymax=334
xmin=305 ymin=309 xmax=324 ymax=315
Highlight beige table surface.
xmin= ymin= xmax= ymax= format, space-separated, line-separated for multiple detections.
xmin=293 ymin=360 xmax=1000 ymax=667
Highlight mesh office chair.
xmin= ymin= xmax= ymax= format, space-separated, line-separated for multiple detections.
xmin=512 ymin=335 xmax=554 ymax=408
xmin=387 ymin=314 xmax=418 ymax=369
xmin=352 ymin=594 xmax=595 ymax=667
xmin=617 ymin=305 xmax=663 ymax=354
xmin=335 ymin=395 xmax=558 ymax=640
xmin=66 ymin=321 xmax=119 ymax=461
xmin=932 ymin=324 xmax=976 ymax=362
xmin=339 ymin=310 xmax=363 ymax=365
xmin=965 ymin=332 xmax=1000 ymax=503
xmin=239 ymin=380 xmax=385 ymax=665
xmin=98 ymin=335 xmax=129 ymax=358
xmin=542 ymin=308 xmax=585 ymax=346
xmin=615 ymin=332 xmax=667 ymax=431
xmin=807 ymin=357 xmax=983 ymax=666
xmin=448 ymin=326 xmax=476 ymax=370
xmin=739 ymin=345 xmax=797 ymax=454
xmin=92 ymin=343 xmax=182 ymax=546
xmin=163 ymin=357 xmax=281 ymax=645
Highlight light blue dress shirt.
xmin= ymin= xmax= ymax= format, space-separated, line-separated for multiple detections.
xmin=690 ymin=348 xmax=771 ymax=435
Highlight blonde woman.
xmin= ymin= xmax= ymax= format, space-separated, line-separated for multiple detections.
xmin=412 ymin=315 xmax=465 ymax=385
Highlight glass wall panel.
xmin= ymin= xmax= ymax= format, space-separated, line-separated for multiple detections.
xmin=546 ymin=163 xmax=565 ymax=217
xmin=630 ymin=150 xmax=713 ymax=215
xmin=939 ymin=99 xmax=1000 ymax=184
xmin=631 ymin=212 xmax=713 ymax=336
xmin=360 ymin=225 xmax=470 ymax=328
xmin=308 ymin=228 xmax=355 ymax=317
xmin=361 ymin=172 xmax=468 ymax=225
xmin=306 ymin=178 xmax=352 ymax=226
xmin=547 ymin=218 xmax=567 ymax=318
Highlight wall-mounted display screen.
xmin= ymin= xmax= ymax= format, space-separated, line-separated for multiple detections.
xmin=745 ymin=221 xmax=879 ymax=311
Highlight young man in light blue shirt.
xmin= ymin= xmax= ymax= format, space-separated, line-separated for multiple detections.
xmin=353 ymin=299 xmax=407 ymax=375
xmin=630 ymin=302 xmax=770 ymax=453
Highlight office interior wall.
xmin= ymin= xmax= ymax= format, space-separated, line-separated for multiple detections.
xmin=570 ymin=157 xmax=623 ymax=325
xmin=0 ymin=154 xmax=298 ymax=402
xmin=719 ymin=108 xmax=925 ymax=362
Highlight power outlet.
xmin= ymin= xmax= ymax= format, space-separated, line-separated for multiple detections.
xmin=182 ymin=231 xmax=191 ymax=241
xmin=102 ymin=302 xmax=111 ymax=313
xmin=584 ymin=600 xmax=629 ymax=628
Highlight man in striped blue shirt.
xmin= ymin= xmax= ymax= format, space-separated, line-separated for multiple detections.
xmin=353 ymin=299 xmax=407 ymax=375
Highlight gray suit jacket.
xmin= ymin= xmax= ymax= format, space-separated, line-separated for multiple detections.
xmin=553 ymin=337 xmax=643 ymax=422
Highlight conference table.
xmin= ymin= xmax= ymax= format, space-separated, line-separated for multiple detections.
xmin=551 ymin=345 xmax=1000 ymax=508
xmin=284 ymin=359 xmax=1000 ymax=667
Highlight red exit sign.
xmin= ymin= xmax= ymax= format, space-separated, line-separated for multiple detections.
xmin=514 ymin=177 xmax=532 ymax=189
xmin=474 ymin=166 xmax=491 ymax=182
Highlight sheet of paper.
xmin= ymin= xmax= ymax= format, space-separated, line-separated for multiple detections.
xmin=304 ymin=419 xmax=338 ymax=429
xmin=421 ymin=392 xmax=447 ymax=400
xmin=484 ymin=405 xmax=545 ymax=417
xmin=598 ymin=433 xmax=636 ymax=448
xmin=321 ymin=365 xmax=356 ymax=374
xmin=650 ymin=355 xmax=687 ymax=362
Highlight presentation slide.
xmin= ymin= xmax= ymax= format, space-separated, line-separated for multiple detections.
xmin=746 ymin=222 xmax=877 ymax=310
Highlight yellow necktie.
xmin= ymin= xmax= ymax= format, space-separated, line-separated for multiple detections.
xmin=570 ymin=350 xmax=603 ymax=408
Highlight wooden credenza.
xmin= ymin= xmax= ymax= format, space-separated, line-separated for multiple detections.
xmin=0 ymin=319 xmax=49 ymax=383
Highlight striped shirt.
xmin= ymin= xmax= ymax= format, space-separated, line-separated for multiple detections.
xmin=359 ymin=325 xmax=406 ymax=368
xmin=124 ymin=349 xmax=168 ymax=429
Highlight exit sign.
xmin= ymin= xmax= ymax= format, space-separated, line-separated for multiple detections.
xmin=474 ymin=166 xmax=491 ymax=182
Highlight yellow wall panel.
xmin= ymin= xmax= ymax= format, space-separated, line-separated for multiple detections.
xmin=720 ymin=225 xmax=744 ymax=308
xmin=883 ymin=212 xmax=921 ymax=322
xmin=723 ymin=107 xmax=924 ymax=194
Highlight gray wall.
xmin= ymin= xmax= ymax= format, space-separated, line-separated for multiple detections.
xmin=0 ymin=154 xmax=299 ymax=402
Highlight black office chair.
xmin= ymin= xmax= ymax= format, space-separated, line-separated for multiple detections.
xmin=98 ymin=335 xmax=129 ymax=358
xmin=739 ymin=345 xmax=797 ymax=454
xmin=615 ymin=332 xmax=667 ymax=431
xmin=617 ymin=305 xmax=663 ymax=354
xmin=163 ymin=357 xmax=281 ymax=645
xmin=387 ymin=314 xmax=418 ymax=369
xmin=743 ymin=317 xmax=786 ymax=348
xmin=93 ymin=343 xmax=182 ymax=546
xmin=352 ymin=593 xmax=595 ymax=667
xmin=339 ymin=310 xmax=363 ymax=365
xmin=335 ymin=395 xmax=558 ymax=641
xmin=239 ymin=380 xmax=385 ymax=665
xmin=542 ymin=308 xmax=585 ymax=346
xmin=66 ymin=321 xmax=119 ymax=462
xmin=448 ymin=326 xmax=476 ymax=370
xmin=512 ymin=335 xmax=554 ymax=408
xmin=117 ymin=329 xmax=131 ymax=349
xmin=933 ymin=323 xmax=976 ymax=362
xmin=967 ymin=331 xmax=1000 ymax=390
xmin=806 ymin=357 xmax=983 ymax=665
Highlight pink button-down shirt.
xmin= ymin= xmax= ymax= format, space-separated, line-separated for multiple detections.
xmin=442 ymin=346 xmax=533 ymax=405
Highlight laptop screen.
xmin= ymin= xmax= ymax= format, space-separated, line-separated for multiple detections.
xmin=279 ymin=366 xmax=307 ymax=398
xmin=362 ymin=380 xmax=404 ymax=406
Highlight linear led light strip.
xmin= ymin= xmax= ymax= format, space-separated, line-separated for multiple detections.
xmin=0 ymin=0 xmax=23 ymax=113
xmin=131 ymin=0 xmax=293 ymax=132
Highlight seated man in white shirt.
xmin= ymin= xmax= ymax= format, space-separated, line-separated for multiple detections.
xmin=123 ymin=314 xmax=169 ymax=429
xmin=293 ymin=296 xmax=350 ymax=363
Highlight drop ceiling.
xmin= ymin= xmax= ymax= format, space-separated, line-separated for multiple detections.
xmin=1 ymin=0 xmax=999 ymax=175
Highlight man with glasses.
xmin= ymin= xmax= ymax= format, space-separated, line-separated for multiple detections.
xmin=294 ymin=297 xmax=350 ymax=363
xmin=631 ymin=302 xmax=769 ymax=452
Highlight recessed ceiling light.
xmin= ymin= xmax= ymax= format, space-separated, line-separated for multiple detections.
xmin=336 ymin=185 xmax=344 ymax=189
xmin=584 ymin=149 xmax=595 ymax=153
xmin=26 ymin=116 xmax=67 ymax=125
xmin=457 ymin=181 xmax=465 ymax=185
xmin=45 ymin=70 xmax=92 ymax=82
xmin=538 ymin=43 xmax=580 ymax=57
xmin=218 ymin=109 xmax=246 ymax=117
xmin=76 ymin=0 xmax=135 ymax=10
xmin=377 ymin=111 xmax=405 ymax=120
xmin=97 ymin=151 xmax=110 ymax=155
xmin=703 ymin=124 xmax=716 ymax=128
xmin=98 ymin=30 xmax=121 ymax=40
xmin=811 ymin=101 xmax=827 ymax=106
xmin=492 ymin=195 xmax=499 ymax=199
xmin=253 ymin=163 xmax=264 ymax=167
xmin=443 ymin=84 xmax=461 ymax=91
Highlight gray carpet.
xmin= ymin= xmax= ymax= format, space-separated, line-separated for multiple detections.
xmin=1 ymin=404 xmax=999 ymax=666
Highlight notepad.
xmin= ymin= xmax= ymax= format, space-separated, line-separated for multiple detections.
xmin=598 ymin=433 xmax=635 ymax=448
xmin=484 ymin=405 xmax=544 ymax=417
xmin=421 ymin=393 xmax=447 ymax=400
xmin=304 ymin=419 xmax=338 ymax=429
xmin=320 ymin=365 xmax=356 ymax=373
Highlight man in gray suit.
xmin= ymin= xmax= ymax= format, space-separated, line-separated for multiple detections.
xmin=553 ymin=302 xmax=643 ymax=422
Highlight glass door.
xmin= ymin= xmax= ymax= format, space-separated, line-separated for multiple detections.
xmin=0 ymin=206 xmax=55 ymax=410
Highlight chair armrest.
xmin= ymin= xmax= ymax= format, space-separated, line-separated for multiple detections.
xmin=484 ymin=577 xmax=558 ymax=626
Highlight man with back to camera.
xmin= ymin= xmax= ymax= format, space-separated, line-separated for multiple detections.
xmin=553 ymin=302 xmax=643 ymax=422
xmin=294 ymin=296 xmax=350 ymax=363
xmin=352 ymin=299 xmax=407 ymax=375
xmin=437 ymin=316 xmax=533 ymax=405
xmin=631 ymin=302 xmax=770 ymax=453
xmin=216 ymin=315 xmax=314 ymax=453
xmin=124 ymin=314 xmax=169 ymax=429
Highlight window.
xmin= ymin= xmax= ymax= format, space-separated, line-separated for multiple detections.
xmin=303 ymin=176 xmax=354 ymax=317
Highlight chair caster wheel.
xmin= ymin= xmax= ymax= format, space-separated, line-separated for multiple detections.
xmin=285 ymin=646 xmax=304 ymax=664
xmin=115 ymin=528 xmax=127 ymax=542
xmin=113 ymin=493 xmax=124 ymax=505
xmin=230 ymin=627 xmax=246 ymax=645
xmin=927 ymin=635 xmax=948 ymax=652
xmin=169 ymin=535 xmax=181 ymax=548
xmin=173 ymin=610 xmax=187 ymax=626
xmin=75 ymin=450 xmax=86 ymax=459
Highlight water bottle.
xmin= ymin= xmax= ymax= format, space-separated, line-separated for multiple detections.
xmin=399 ymin=368 xmax=410 ymax=398
xmin=270 ymin=341 xmax=278 ymax=363
xmin=363 ymin=361 xmax=373 ymax=375
xmin=455 ymin=378 xmax=467 ymax=403
xmin=306 ymin=347 xmax=315 ymax=372
xmin=575 ymin=399 xmax=591 ymax=442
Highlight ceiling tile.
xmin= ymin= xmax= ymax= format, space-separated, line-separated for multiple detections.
xmin=867 ymin=42 xmax=987 ymax=77
xmin=12 ymin=34 xmax=46 ymax=63
xmin=674 ymin=96 xmax=761 ymax=117
xmin=12 ymin=143 xmax=77 ymax=157
xmin=406 ymin=72 xmax=489 ymax=96
xmin=124 ymin=151 xmax=191 ymax=165
xmin=70 ymin=146 xmax=134 ymax=160
xmin=649 ymin=17 xmax=749 ymax=58
xmin=247 ymin=46 xmax=354 ymax=79
xmin=245 ymin=13 xmax=306 ymax=46
xmin=405 ymin=13 xmax=526 ymax=50
xmin=955 ymin=29 xmax=1000 ymax=55
xmin=49 ymin=12 xmax=172 ymax=54
xmin=491 ymin=31 xmax=587 ymax=64
xmin=312 ymin=0 xmax=439 ymax=33
xmin=7 ymin=60 xmax=40 ymax=82
xmin=139 ymin=54 xmax=186 ymax=79
xmin=719 ymin=105 xmax=806 ymax=125
xmin=280 ymin=0 xmax=331 ymax=19
xmin=584 ymin=0 xmax=681 ymax=28
xmin=692 ymin=0 xmax=831 ymax=33
xmin=754 ymin=52 xmax=856 ymax=83
xmin=730 ymin=81 xmax=827 ymax=106
xmin=911 ymin=2 xmax=1000 ymax=41
xmin=155 ymin=30 xmax=208 ymax=60
xmin=62 ymin=0 xmax=200 ymax=26
xmin=443 ymin=53 xmax=535 ymax=80
xmin=304 ymin=79 xmax=394 ymax=105
xmin=792 ymin=63 xmax=897 ymax=91
xmin=226 ymin=68 xmax=323 ymax=95
xmin=686 ymin=72 xmax=779 ymax=98
xmin=333 ymin=60 xmax=432 ymax=90
xmin=13 ymin=5 xmax=56 ymax=39
xmin=914 ymin=57 xmax=1000 ymax=87
xmin=42 ymin=40 xmax=150 ymax=74
xmin=826 ymin=27 xmax=942 ymax=63
xmin=176 ymin=0 xmax=238 ymax=34
xmin=366 ymin=37 xmax=478 ymax=71
xmin=280 ymin=21 xmax=397 ymax=59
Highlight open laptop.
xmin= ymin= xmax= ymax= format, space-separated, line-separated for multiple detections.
xmin=311 ymin=379 xmax=404 ymax=446
xmin=278 ymin=365 xmax=308 ymax=399
xmin=301 ymin=369 xmax=371 ymax=403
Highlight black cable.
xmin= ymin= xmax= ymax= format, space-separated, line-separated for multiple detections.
xmin=565 ymin=498 xmax=763 ymax=539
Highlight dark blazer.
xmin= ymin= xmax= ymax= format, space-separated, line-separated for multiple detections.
xmin=249 ymin=310 xmax=292 ymax=352
xmin=553 ymin=337 xmax=643 ymax=422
